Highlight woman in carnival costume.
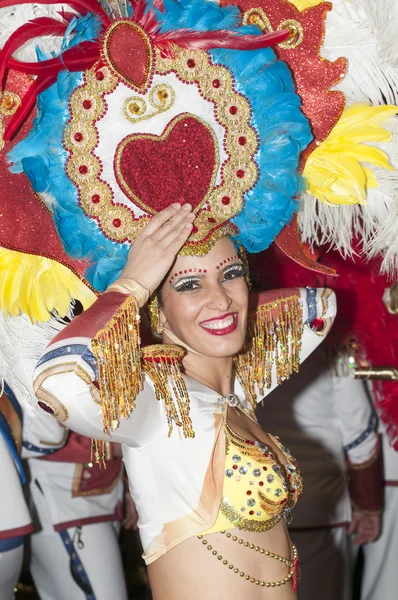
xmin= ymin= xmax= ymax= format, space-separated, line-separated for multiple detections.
xmin=0 ymin=0 xmax=339 ymax=597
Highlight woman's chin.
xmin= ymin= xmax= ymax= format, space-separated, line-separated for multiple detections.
xmin=194 ymin=331 xmax=245 ymax=358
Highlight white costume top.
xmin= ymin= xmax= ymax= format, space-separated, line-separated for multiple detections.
xmin=33 ymin=287 xmax=336 ymax=563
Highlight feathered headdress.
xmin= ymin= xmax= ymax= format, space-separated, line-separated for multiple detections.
xmin=0 ymin=0 xmax=312 ymax=295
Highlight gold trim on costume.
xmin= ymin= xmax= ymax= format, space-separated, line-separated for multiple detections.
xmin=234 ymin=295 xmax=303 ymax=407
xmin=142 ymin=345 xmax=195 ymax=439
xmin=91 ymin=296 xmax=143 ymax=435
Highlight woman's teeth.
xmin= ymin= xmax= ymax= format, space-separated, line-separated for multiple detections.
xmin=201 ymin=315 xmax=235 ymax=330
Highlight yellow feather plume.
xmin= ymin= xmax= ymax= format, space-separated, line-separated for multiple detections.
xmin=287 ymin=0 xmax=324 ymax=11
xmin=0 ymin=247 xmax=97 ymax=322
xmin=303 ymin=104 xmax=397 ymax=205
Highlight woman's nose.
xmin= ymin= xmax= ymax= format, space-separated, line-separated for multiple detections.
xmin=206 ymin=284 xmax=232 ymax=311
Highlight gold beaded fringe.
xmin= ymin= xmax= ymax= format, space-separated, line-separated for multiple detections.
xmin=91 ymin=296 xmax=143 ymax=435
xmin=234 ymin=295 xmax=303 ymax=408
xmin=197 ymin=531 xmax=298 ymax=588
xmin=142 ymin=345 xmax=195 ymax=439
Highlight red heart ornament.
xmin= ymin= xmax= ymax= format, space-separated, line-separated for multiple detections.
xmin=103 ymin=20 xmax=153 ymax=91
xmin=114 ymin=114 xmax=217 ymax=214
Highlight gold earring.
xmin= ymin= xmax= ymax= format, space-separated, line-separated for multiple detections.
xmin=237 ymin=245 xmax=252 ymax=289
xmin=147 ymin=294 xmax=164 ymax=338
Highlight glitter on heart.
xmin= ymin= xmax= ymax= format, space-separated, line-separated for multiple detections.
xmin=114 ymin=113 xmax=218 ymax=214
xmin=102 ymin=20 xmax=154 ymax=92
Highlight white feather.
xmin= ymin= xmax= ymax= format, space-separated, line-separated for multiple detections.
xmin=322 ymin=0 xmax=398 ymax=105
xmin=0 ymin=4 xmax=74 ymax=64
xmin=0 ymin=310 xmax=68 ymax=412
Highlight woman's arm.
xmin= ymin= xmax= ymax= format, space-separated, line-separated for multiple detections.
xmin=33 ymin=291 xmax=164 ymax=446
xmin=33 ymin=203 xmax=196 ymax=445
xmin=238 ymin=287 xmax=337 ymax=404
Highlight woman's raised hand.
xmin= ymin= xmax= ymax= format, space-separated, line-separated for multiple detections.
xmin=116 ymin=203 xmax=195 ymax=296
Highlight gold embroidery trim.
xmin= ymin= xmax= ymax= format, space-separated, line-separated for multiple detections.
xmin=243 ymin=9 xmax=304 ymax=50
xmin=220 ymin=497 xmax=282 ymax=532
xmin=122 ymin=83 xmax=175 ymax=124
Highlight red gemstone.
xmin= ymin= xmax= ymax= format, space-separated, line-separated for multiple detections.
xmin=212 ymin=79 xmax=221 ymax=88
xmin=79 ymin=165 xmax=88 ymax=174
xmin=232 ymin=465 xmax=238 ymax=470
xmin=187 ymin=59 xmax=195 ymax=68
xmin=229 ymin=106 xmax=238 ymax=115
xmin=236 ymin=170 xmax=245 ymax=179
xmin=113 ymin=218 xmax=121 ymax=228
xmin=310 ymin=317 xmax=325 ymax=332
xmin=208 ymin=217 xmax=216 ymax=223
xmin=96 ymin=71 xmax=105 ymax=81
xmin=74 ymin=132 xmax=83 ymax=142
xmin=91 ymin=194 xmax=100 ymax=204
xmin=246 ymin=490 xmax=252 ymax=496
xmin=83 ymin=100 xmax=92 ymax=109
xmin=191 ymin=225 xmax=198 ymax=234
xmin=38 ymin=401 xmax=55 ymax=415
xmin=259 ymin=481 xmax=264 ymax=486
xmin=249 ymin=510 xmax=254 ymax=515
xmin=221 ymin=196 xmax=230 ymax=205
xmin=238 ymin=136 xmax=247 ymax=146
xmin=262 ymin=466 xmax=268 ymax=471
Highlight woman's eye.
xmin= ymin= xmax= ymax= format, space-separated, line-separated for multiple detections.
xmin=173 ymin=278 xmax=201 ymax=292
xmin=222 ymin=265 xmax=245 ymax=281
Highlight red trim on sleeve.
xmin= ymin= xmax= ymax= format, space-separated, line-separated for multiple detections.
xmin=49 ymin=292 xmax=129 ymax=345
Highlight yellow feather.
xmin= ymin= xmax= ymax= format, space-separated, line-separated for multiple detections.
xmin=0 ymin=248 xmax=97 ymax=322
xmin=303 ymin=103 xmax=397 ymax=205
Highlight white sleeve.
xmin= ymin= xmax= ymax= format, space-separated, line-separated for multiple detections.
xmin=332 ymin=376 xmax=378 ymax=465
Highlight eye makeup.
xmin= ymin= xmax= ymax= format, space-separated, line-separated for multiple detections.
xmin=171 ymin=275 xmax=202 ymax=292
xmin=221 ymin=262 xmax=245 ymax=280
xmin=169 ymin=268 xmax=207 ymax=286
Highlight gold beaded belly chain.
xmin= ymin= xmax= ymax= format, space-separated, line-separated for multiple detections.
xmin=197 ymin=530 xmax=299 ymax=590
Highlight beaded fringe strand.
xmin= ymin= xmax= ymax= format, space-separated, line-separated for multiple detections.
xmin=234 ymin=295 xmax=303 ymax=408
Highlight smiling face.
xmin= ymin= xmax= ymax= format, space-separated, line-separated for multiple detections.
xmin=159 ymin=236 xmax=249 ymax=358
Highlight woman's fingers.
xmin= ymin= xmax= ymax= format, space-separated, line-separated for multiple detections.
xmin=141 ymin=203 xmax=189 ymax=237
xmin=152 ymin=204 xmax=195 ymax=243
xmin=165 ymin=219 xmax=194 ymax=254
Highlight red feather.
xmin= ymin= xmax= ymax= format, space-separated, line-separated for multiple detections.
xmin=5 ymin=41 xmax=99 ymax=76
xmin=154 ymin=28 xmax=289 ymax=53
xmin=0 ymin=18 xmax=68 ymax=87
xmin=0 ymin=0 xmax=110 ymax=21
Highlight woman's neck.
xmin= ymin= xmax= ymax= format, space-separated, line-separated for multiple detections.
xmin=182 ymin=352 xmax=234 ymax=397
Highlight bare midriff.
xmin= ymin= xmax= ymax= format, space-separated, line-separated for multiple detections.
xmin=148 ymin=408 xmax=299 ymax=600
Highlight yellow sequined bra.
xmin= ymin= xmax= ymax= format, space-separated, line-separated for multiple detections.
xmin=202 ymin=424 xmax=303 ymax=536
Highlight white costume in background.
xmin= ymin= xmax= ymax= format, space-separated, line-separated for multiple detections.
xmin=0 ymin=384 xmax=66 ymax=600
xmin=259 ymin=348 xmax=379 ymax=600
xmin=26 ymin=432 xmax=127 ymax=600
xmin=360 ymin=418 xmax=398 ymax=600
